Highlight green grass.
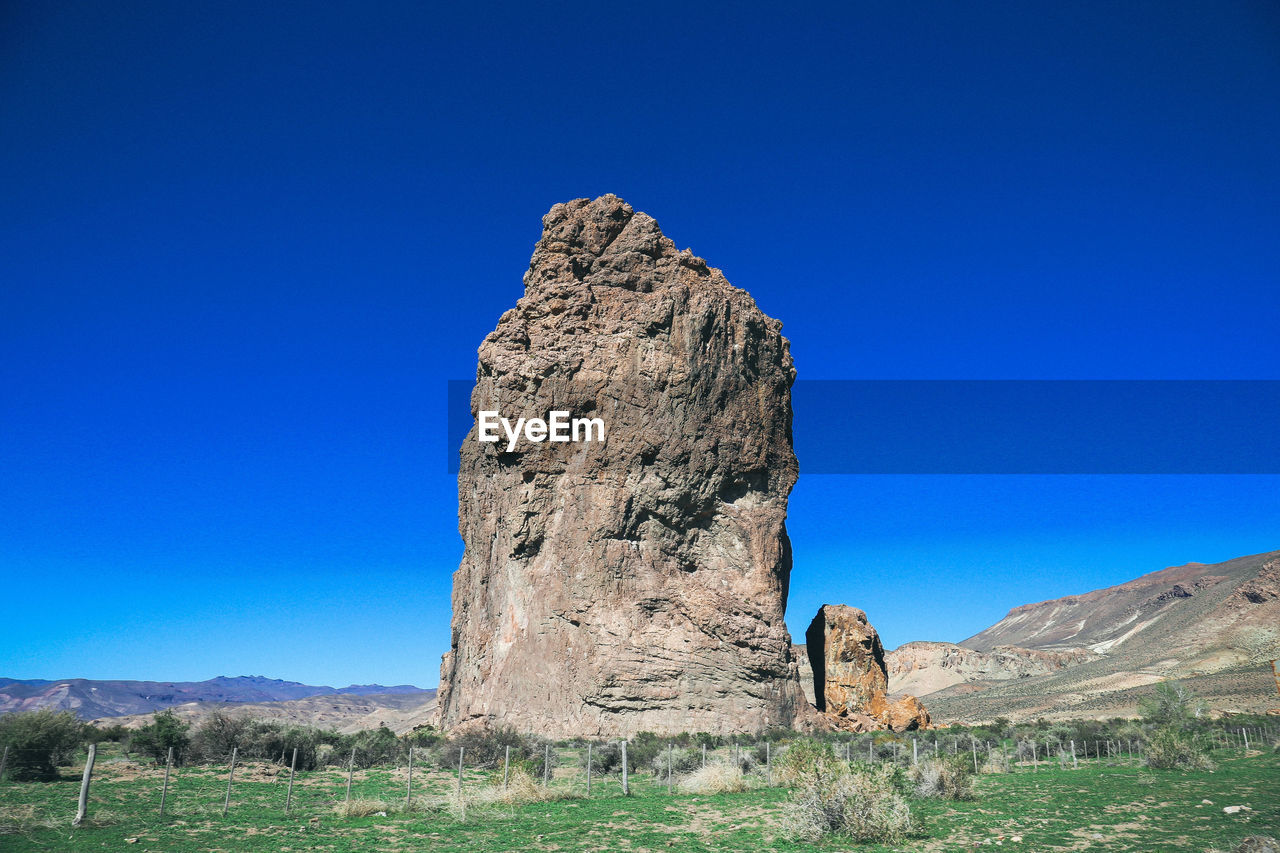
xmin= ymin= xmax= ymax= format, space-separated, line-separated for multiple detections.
xmin=1 ymin=744 xmax=1276 ymax=851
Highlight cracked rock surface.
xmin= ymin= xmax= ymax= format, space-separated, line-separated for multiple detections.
xmin=437 ymin=194 xmax=807 ymax=736
xmin=806 ymin=604 xmax=931 ymax=732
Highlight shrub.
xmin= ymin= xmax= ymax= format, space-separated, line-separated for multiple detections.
xmin=337 ymin=725 xmax=401 ymax=769
xmin=625 ymin=732 xmax=664 ymax=771
xmin=0 ymin=709 xmax=85 ymax=781
xmin=129 ymin=710 xmax=191 ymax=765
xmin=1140 ymin=681 xmax=1206 ymax=727
xmin=775 ymin=739 xmax=843 ymax=788
xmin=781 ymin=761 xmax=914 ymax=844
xmin=1145 ymin=726 xmax=1214 ymax=771
xmin=433 ymin=726 xmax=553 ymax=776
xmin=189 ymin=709 xmax=249 ymax=761
xmin=909 ymin=753 xmax=974 ymax=800
xmin=651 ymin=746 xmax=701 ymax=779
xmin=678 ymin=761 xmax=749 ymax=795
xmin=580 ymin=740 xmax=622 ymax=774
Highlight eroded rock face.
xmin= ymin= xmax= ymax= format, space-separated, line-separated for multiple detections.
xmin=805 ymin=605 xmax=930 ymax=731
xmin=437 ymin=194 xmax=806 ymax=736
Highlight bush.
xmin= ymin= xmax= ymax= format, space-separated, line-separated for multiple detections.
xmin=651 ymin=746 xmax=701 ymax=779
xmin=625 ymin=732 xmax=664 ymax=771
xmin=775 ymin=739 xmax=843 ymax=788
xmin=1140 ymin=681 xmax=1206 ymax=727
xmin=129 ymin=710 xmax=191 ymax=766
xmin=909 ymin=753 xmax=975 ymax=800
xmin=580 ymin=740 xmax=622 ymax=774
xmin=782 ymin=761 xmax=915 ymax=844
xmin=0 ymin=709 xmax=85 ymax=781
xmin=678 ymin=761 xmax=749 ymax=795
xmin=1145 ymin=726 xmax=1214 ymax=771
xmin=337 ymin=725 xmax=401 ymax=769
xmin=189 ymin=709 xmax=249 ymax=761
xmin=434 ymin=726 xmax=553 ymax=776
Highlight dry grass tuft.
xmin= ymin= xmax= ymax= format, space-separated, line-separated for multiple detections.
xmin=415 ymin=767 xmax=581 ymax=822
xmin=677 ymin=761 xmax=751 ymax=795
xmin=334 ymin=798 xmax=389 ymax=818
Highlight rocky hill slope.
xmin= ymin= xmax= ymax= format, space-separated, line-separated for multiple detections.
xmin=0 ymin=676 xmax=430 ymax=720
xmin=94 ymin=691 xmax=439 ymax=736
xmin=887 ymin=549 xmax=1280 ymax=722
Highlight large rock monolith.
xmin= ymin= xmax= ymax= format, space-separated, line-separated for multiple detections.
xmin=437 ymin=194 xmax=807 ymax=736
xmin=805 ymin=604 xmax=931 ymax=731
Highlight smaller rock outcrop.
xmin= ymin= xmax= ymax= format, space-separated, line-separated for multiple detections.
xmin=804 ymin=605 xmax=930 ymax=731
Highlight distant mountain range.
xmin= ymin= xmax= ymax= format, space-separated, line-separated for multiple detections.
xmin=887 ymin=548 xmax=1280 ymax=722
xmin=0 ymin=675 xmax=432 ymax=720
xmin=96 ymin=690 xmax=440 ymax=735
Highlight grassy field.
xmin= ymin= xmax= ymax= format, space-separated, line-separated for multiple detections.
xmin=1 ymin=744 xmax=1276 ymax=851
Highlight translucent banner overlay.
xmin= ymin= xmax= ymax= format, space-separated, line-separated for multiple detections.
xmin=447 ymin=380 xmax=1280 ymax=474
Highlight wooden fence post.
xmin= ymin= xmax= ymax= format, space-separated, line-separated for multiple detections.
xmin=503 ymin=745 xmax=510 ymax=790
xmin=701 ymin=743 xmax=706 ymax=768
xmin=285 ymin=748 xmax=297 ymax=814
xmin=0 ymin=745 xmax=8 ymax=782
xmin=73 ymin=743 xmax=97 ymax=826
xmin=1071 ymin=740 xmax=1077 ymax=770
xmin=544 ymin=743 xmax=550 ymax=787
xmin=346 ymin=748 xmax=355 ymax=805
xmin=586 ymin=743 xmax=592 ymax=796
xmin=160 ymin=746 xmax=173 ymax=815
xmin=970 ymin=737 xmax=978 ymax=773
xmin=406 ymin=747 xmax=414 ymax=810
xmin=912 ymin=739 xmax=918 ymax=765
xmin=222 ymin=747 xmax=238 ymax=818
xmin=457 ymin=746 xmax=465 ymax=792
xmin=621 ymin=741 xmax=629 ymax=796
xmin=666 ymin=743 xmax=673 ymax=793
xmin=766 ymin=741 xmax=771 ymax=786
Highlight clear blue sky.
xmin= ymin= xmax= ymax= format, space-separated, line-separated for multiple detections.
xmin=2 ymin=1 xmax=1278 ymax=687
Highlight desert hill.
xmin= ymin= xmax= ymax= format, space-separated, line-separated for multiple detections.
xmin=887 ymin=549 xmax=1280 ymax=722
xmin=0 ymin=675 xmax=430 ymax=720
xmin=93 ymin=690 xmax=440 ymax=736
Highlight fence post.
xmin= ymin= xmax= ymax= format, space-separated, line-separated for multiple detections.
xmin=766 ymin=741 xmax=771 ymax=786
xmin=346 ymin=748 xmax=356 ymax=805
xmin=869 ymin=738 xmax=874 ymax=761
xmin=1032 ymin=741 xmax=1038 ymax=770
xmin=971 ymin=737 xmax=978 ymax=773
xmin=544 ymin=743 xmax=550 ymax=787
xmin=666 ymin=743 xmax=673 ymax=794
xmin=0 ymin=745 xmax=8 ymax=782
xmin=285 ymin=748 xmax=297 ymax=814
xmin=503 ymin=745 xmax=510 ymax=790
xmin=222 ymin=747 xmax=238 ymax=818
xmin=160 ymin=746 xmax=173 ymax=816
xmin=586 ymin=743 xmax=592 ymax=797
xmin=1071 ymin=740 xmax=1077 ymax=770
xmin=73 ymin=743 xmax=97 ymax=826
xmin=1243 ymin=728 xmax=1250 ymax=751
xmin=621 ymin=741 xmax=629 ymax=796
xmin=406 ymin=747 xmax=414 ymax=810
xmin=912 ymin=739 xmax=918 ymax=765
xmin=457 ymin=746 xmax=465 ymax=792
xmin=701 ymin=743 xmax=706 ymax=768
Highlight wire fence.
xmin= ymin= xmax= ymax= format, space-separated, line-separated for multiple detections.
xmin=1 ymin=721 xmax=1276 ymax=827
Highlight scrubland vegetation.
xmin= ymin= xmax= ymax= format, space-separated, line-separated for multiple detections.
xmin=1 ymin=698 xmax=1278 ymax=851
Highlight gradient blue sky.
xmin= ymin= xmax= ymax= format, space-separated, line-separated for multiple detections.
xmin=2 ymin=2 xmax=1278 ymax=687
